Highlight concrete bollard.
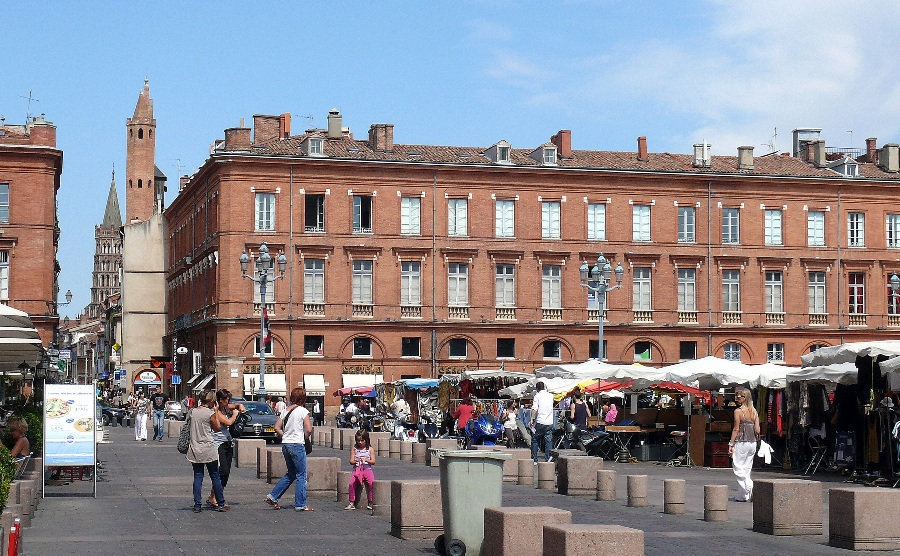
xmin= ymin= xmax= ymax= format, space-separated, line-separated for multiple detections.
xmin=368 ymin=432 xmax=391 ymax=453
xmin=596 ymin=470 xmax=616 ymax=502
xmin=626 ymin=475 xmax=647 ymax=508
xmin=266 ymin=449 xmax=289 ymax=484
xmin=557 ymin=455 xmax=604 ymax=496
xmin=389 ymin=439 xmax=401 ymax=459
xmin=330 ymin=428 xmax=340 ymax=449
xmin=390 ymin=480 xmax=443 ymax=539
xmin=543 ymin=524 xmax=644 ymax=556
xmin=340 ymin=428 xmax=357 ymax=450
xmin=753 ymin=479 xmax=823 ymax=535
xmin=537 ymin=461 xmax=555 ymax=491
xmin=483 ymin=506 xmax=572 ymax=556
xmin=704 ymin=485 xmax=728 ymax=522
xmin=425 ymin=438 xmax=459 ymax=466
xmin=371 ymin=479 xmax=391 ymax=516
xmin=337 ymin=470 xmax=352 ymax=502
xmin=412 ymin=442 xmax=427 ymax=464
xmin=377 ymin=437 xmax=390 ymax=458
xmin=829 ymin=487 xmax=900 ymax=550
xmin=234 ymin=438 xmax=266 ymax=468
xmin=517 ymin=459 xmax=534 ymax=486
xmin=5 ymin=505 xmax=27 ymax=528
xmin=400 ymin=442 xmax=413 ymax=462
xmin=664 ymin=479 xmax=686 ymax=514
xmin=306 ymin=457 xmax=341 ymax=499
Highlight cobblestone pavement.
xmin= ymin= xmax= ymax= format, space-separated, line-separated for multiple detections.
xmin=23 ymin=426 xmax=885 ymax=555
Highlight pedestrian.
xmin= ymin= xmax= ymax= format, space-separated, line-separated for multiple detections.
xmin=150 ymin=386 xmax=169 ymax=441
xmin=265 ymin=387 xmax=314 ymax=512
xmin=275 ymin=396 xmax=287 ymax=417
xmin=133 ymin=391 xmax=150 ymax=441
xmin=187 ymin=389 xmax=227 ymax=513
xmin=728 ymin=387 xmax=760 ymax=502
xmin=569 ymin=388 xmax=591 ymax=431
xmin=312 ymin=398 xmax=321 ymax=426
xmin=7 ymin=417 xmax=30 ymax=458
xmin=344 ymin=429 xmax=375 ymax=510
xmin=601 ymin=401 xmax=618 ymax=424
xmin=530 ymin=381 xmax=554 ymax=463
xmin=207 ymin=389 xmax=245 ymax=509
xmin=453 ymin=395 xmax=476 ymax=435
xmin=503 ymin=400 xmax=520 ymax=448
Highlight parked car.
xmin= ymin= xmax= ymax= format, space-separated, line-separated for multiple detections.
xmin=231 ymin=401 xmax=279 ymax=442
xmin=165 ymin=400 xmax=186 ymax=421
xmin=97 ymin=401 xmax=126 ymax=427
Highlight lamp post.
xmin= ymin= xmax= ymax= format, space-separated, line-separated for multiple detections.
xmin=580 ymin=254 xmax=625 ymax=360
xmin=239 ymin=243 xmax=287 ymax=402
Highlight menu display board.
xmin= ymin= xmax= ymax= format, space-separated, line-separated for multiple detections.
xmin=43 ymin=384 xmax=96 ymax=466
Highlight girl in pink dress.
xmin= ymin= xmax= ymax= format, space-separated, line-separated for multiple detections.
xmin=345 ymin=430 xmax=376 ymax=510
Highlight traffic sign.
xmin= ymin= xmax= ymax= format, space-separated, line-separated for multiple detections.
xmin=47 ymin=349 xmax=60 ymax=356
xmin=171 ymin=375 xmax=181 ymax=385
xmin=59 ymin=349 xmax=72 ymax=360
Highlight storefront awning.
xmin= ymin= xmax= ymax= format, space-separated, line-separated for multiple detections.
xmin=303 ymin=374 xmax=325 ymax=396
xmin=192 ymin=374 xmax=215 ymax=392
xmin=0 ymin=305 xmax=42 ymax=371
xmin=342 ymin=374 xmax=383 ymax=388
xmin=243 ymin=373 xmax=287 ymax=396
xmin=186 ymin=373 xmax=204 ymax=385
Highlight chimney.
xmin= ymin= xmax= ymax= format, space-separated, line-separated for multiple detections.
xmin=327 ymin=109 xmax=342 ymax=139
xmin=368 ymin=123 xmax=394 ymax=152
xmin=252 ymin=114 xmax=280 ymax=144
xmin=179 ymin=175 xmax=190 ymax=192
xmin=280 ymin=112 xmax=291 ymax=138
xmin=879 ymin=144 xmax=900 ymax=173
xmin=866 ymin=137 xmax=878 ymax=163
xmin=637 ymin=136 xmax=649 ymax=161
xmin=811 ymin=140 xmax=826 ymax=168
xmin=737 ymin=146 xmax=754 ymax=170
xmin=27 ymin=119 xmax=56 ymax=147
xmin=551 ymin=130 xmax=572 ymax=158
xmin=692 ymin=142 xmax=711 ymax=168
xmin=224 ymin=127 xmax=251 ymax=151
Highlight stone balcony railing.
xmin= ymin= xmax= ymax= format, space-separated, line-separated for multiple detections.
xmin=542 ymin=308 xmax=562 ymax=321
xmin=448 ymin=306 xmax=469 ymax=319
xmin=633 ymin=310 xmax=653 ymax=323
xmin=765 ymin=312 xmax=785 ymax=325
xmin=848 ymin=313 xmax=867 ymax=326
xmin=495 ymin=307 xmax=516 ymax=320
xmin=303 ymin=302 xmax=325 ymax=316
xmin=400 ymin=305 xmax=422 ymax=319
xmin=678 ymin=311 xmax=698 ymax=324
xmin=352 ymin=304 xmax=373 ymax=318
xmin=722 ymin=311 xmax=742 ymax=324
xmin=809 ymin=313 xmax=827 ymax=326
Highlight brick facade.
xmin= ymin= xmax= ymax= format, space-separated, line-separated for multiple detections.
xmin=165 ymin=111 xmax=900 ymax=404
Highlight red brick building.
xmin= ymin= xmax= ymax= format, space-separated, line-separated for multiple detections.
xmin=0 ymin=115 xmax=63 ymax=348
xmin=165 ymin=110 xmax=900 ymax=403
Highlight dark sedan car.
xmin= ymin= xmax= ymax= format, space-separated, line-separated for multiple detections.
xmin=97 ymin=401 xmax=126 ymax=426
xmin=233 ymin=402 xmax=280 ymax=442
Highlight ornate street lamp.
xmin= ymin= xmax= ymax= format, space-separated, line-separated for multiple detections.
xmin=239 ymin=243 xmax=287 ymax=402
xmin=580 ymin=254 xmax=625 ymax=360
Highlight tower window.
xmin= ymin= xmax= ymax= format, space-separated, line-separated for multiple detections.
xmin=129 ymin=180 xmax=132 ymax=188
xmin=138 ymin=179 xmax=142 ymax=189
xmin=138 ymin=128 xmax=143 ymax=139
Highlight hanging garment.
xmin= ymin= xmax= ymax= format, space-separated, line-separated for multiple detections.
xmin=775 ymin=390 xmax=783 ymax=435
xmin=757 ymin=440 xmax=774 ymax=465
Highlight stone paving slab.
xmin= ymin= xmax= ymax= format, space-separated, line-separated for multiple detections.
xmin=22 ymin=428 xmax=888 ymax=555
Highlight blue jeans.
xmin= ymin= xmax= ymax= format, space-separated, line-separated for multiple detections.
xmin=153 ymin=409 xmax=166 ymax=439
xmin=531 ymin=423 xmax=553 ymax=462
xmin=268 ymin=443 xmax=308 ymax=509
xmin=192 ymin=461 xmax=225 ymax=509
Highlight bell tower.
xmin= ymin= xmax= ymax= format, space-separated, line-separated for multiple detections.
xmin=125 ymin=79 xmax=158 ymax=223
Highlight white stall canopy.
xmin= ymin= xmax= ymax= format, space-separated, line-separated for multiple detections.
xmin=303 ymin=374 xmax=326 ymax=396
xmin=0 ymin=304 xmax=42 ymax=370
xmin=243 ymin=373 xmax=287 ymax=396
xmin=786 ymin=362 xmax=858 ymax=386
xmin=341 ymin=374 xmax=383 ymax=388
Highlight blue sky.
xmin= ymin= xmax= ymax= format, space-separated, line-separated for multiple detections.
xmin=1 ymin=1 xmax=898 ymax=319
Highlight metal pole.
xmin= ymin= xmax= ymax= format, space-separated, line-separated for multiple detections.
xmin=597 ymin=284 xmax=605 ymax=360
xmin=258 ymin=272 xmax=267 ymax=403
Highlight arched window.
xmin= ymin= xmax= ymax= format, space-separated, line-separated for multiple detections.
xmin=138 ymin=128 xmax=143 ymax=139
xmin=138 ymin=179 xmax=142 ymax=189
xmin=129 ymin=180 xmax=132 ymax=188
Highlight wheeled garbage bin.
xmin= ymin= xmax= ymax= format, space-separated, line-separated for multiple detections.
xmin=436 ymin=450 xmax=510 ymax=556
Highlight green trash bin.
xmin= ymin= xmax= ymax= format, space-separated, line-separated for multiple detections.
xmin=437 ymin=450 xmax=511 ymax=556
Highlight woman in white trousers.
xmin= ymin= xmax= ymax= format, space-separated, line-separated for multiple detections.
xmin=728 ymin=387 xmax=760 ymax=502
xmin=133 ymin=391 xmax=150 ymax=441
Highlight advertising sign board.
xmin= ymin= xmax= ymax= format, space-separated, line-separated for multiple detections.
xmin=43 ymin=384 xmax=96 ymax=467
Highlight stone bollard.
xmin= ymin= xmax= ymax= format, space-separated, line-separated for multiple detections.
xmin=5 ymin=505 xmax=27 ymax=528
xmin=829 ymin=487 xmax=900 ymax=550
xmin=400 ymin=442 xmax=413 ymax=462
xmin=704 ymin=485 xmax=728 ymax=522
xmin=389 ymin=439 xmax=401 ymax=459
xmin=517 ymin=459 xmax=534 ymax=486
xmin=377 ymin=437 xmax=390 ymax=458
xmin=557 ymin=455 xmax=604 ymax=496
xmin=390 ymin=480 xmax=443 ymax=539
xmin=266 ymin=449 xmax=289 ymax=484
xmin=537 ymin=461 xmax=555 ymax=491
xmin=483 ymin=506 xmax=572 ymax=556
xmin=329 ymin=428 xmax=340 ymax=449
xmin=371 ymin=479 xmax=391 ymax=516
xmin=596 ymin=470 xmax=616 ymax=502
xmin=306 ymin=457 xmax=341 ymax=499
xmin=753 ymin=479 xmax=822 ymax=535
xmin=337 ymin=470 xmax=352 ymax=502
xmin=234 ymin=438 xmax=266 ymax=468
xmin=425 ymin=438 xmax=459 ymax=467
xmin=167 ymin=419 xmax=184 ymax=438
xmin=543 ymin=524 xmax=644 ymax=556
xmin=626 ymin=475 xmax=647 ymax=507
xmin=340 ymin=428 xmax=357 ymax=450
xmin=412 ymin=442 xmax=427 ymax=464
xmin=664 ymin=479 xmax=686 ymax=515
xmin=16 ymin=484 xmax=33 ymax=516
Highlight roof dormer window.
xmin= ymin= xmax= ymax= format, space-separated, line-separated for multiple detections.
xmin=308 ymin=137 xmax=323 ymax=156
xmin=485 ymin=140 xmax=512 ymax=164
xmin=530 ymin=143 xmax=557 ymax=166
xmin=543 ymin=146 xmax=557 ymax=165
xmin=498 ymin=145 xmax=510 ymax=163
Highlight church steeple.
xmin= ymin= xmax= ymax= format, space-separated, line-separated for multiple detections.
xmin=125 ymin=79 xmax=157 ymax=224
xmin=102 ymin=167 xmax=123 ymax=229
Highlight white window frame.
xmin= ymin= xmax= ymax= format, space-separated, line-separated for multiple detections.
xmin=543 ymin=340 xmax=561 ymax=359
xmin=303 ymin=258 xmax=325 ymax=303
xmin=723 ymin=342 xmax=741 ymax=361
xmin=848 ymin=272 xmax=865 ymax=314
xmin=308 ymin=137 xmax=323 ymax=156
xmin=352 ymin=337 xmax=372 ymax=357
xmin=448 ymin=262 xmax=469 ymax=306
xmin=632 ymin=267 xmax=652 ymax=310
xmin=678 ymin=206 xmax=695 ymax=243
xmin=765 ymin=270 xmax=783 ymax=313
xmin=677 ymin=268 xmax=696 ymax=312
xmin=764 ymin=209 xmax=783 ymax=246
xmin=541 ymin=265 xmax=562 ymax=309
xmin=448 ymin=198 xmax=468 ymax=237
xmin=401 ymin=196 xmax=421 ymax=236
xmin=255 ymin=192 xmax=275 ymax=231
xmin=353 ymin=195 xmax=373 ymax=234
xmin=807 ymin=210 xmax=825 ymax=246
xmin=541 ymin=201 xmax=561 ymax=239
xmin=352 ymin=260 xmax=373 ymax=304
xmin=254 ymin=336 xmax=275 ymax=356
xmin=887 ymin=214 xmax=900 ymax=248
xmin=722 ymin=269 xmax=741 ymax=312
xmin=0 ymin=184 xmax=8 ymax=224
xmin=0 ymin=250 xmax=8 ymax=301
xmin=587 ymin=203 xmax=606 ymax=241
xmin=848 ymin=212 xmax=865 ymax=247
xmin=542 ymin=147 xmax=557 ymax=165
xmin=495 ymin=199 xmax=515 ymax=238
xmin=808 ymin=272 xmax=826 ymax=314
xmin=400 ymin=261 xmax=421 ymax=306
xmin=449 ymin=338 xmax=467 ymax=358
xmin=495 ymin=264 xmax=516 ymax=308
xmin=632 ymin=204 xmax=651 ymax=242
xmin=498 ymin=145 xmax=510 ymax=163
xmin=722 ymin=208 xmax=740 ymax=244
xmin=304 ymin=335 xmax=324 ymax=356
xmin=767 ymin=343 xmax=785 ymax=362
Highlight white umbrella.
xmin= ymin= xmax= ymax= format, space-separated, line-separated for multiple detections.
xmin=662 ymin=356 xmax=753 ymax=389
xmin=0 ymin=305 xmax=42 ymax=371
xmin=786 ymin=362 xmax=858 ymax=385
xmin=535 ymin=360 xmax=666 ymax=389
xmin=800 ymin=340 xmax=900 ymax=367
xmin=747 ymin=363 xmax=792 ymax=389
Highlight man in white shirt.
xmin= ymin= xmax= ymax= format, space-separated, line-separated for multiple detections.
xmin=530 ymin=381 xmax=555 ymax=463
xmin=275 ymin=396 xmax=287 ymax=416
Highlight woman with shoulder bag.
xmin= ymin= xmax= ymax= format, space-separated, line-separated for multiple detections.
xmin=187 ymin=390 xmax=227 ymax=512
xmin=265 ymin=387 xmax=314 ymax=511
xmin=728 ymin=387 xmax=760 ymax=502
xmin=206 ymin=389 xmax=245 ymax=509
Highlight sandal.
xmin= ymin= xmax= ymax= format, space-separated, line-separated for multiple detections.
xmin=344 ymin=503 xmax=356 ymax=510
xmin=295 ymin=506 xmax=315 ymax=512
xmin=265 ymin=497 xmax=282 ymax=510
xmin=206 ymin=500 xmax=217 ymax=509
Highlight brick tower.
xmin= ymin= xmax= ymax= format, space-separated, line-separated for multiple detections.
xmin=125 ymin=79 xmax=161 ymax=223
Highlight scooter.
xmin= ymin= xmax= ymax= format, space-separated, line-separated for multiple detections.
xmin=463 ymin=413 xmax=501 ymax=448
